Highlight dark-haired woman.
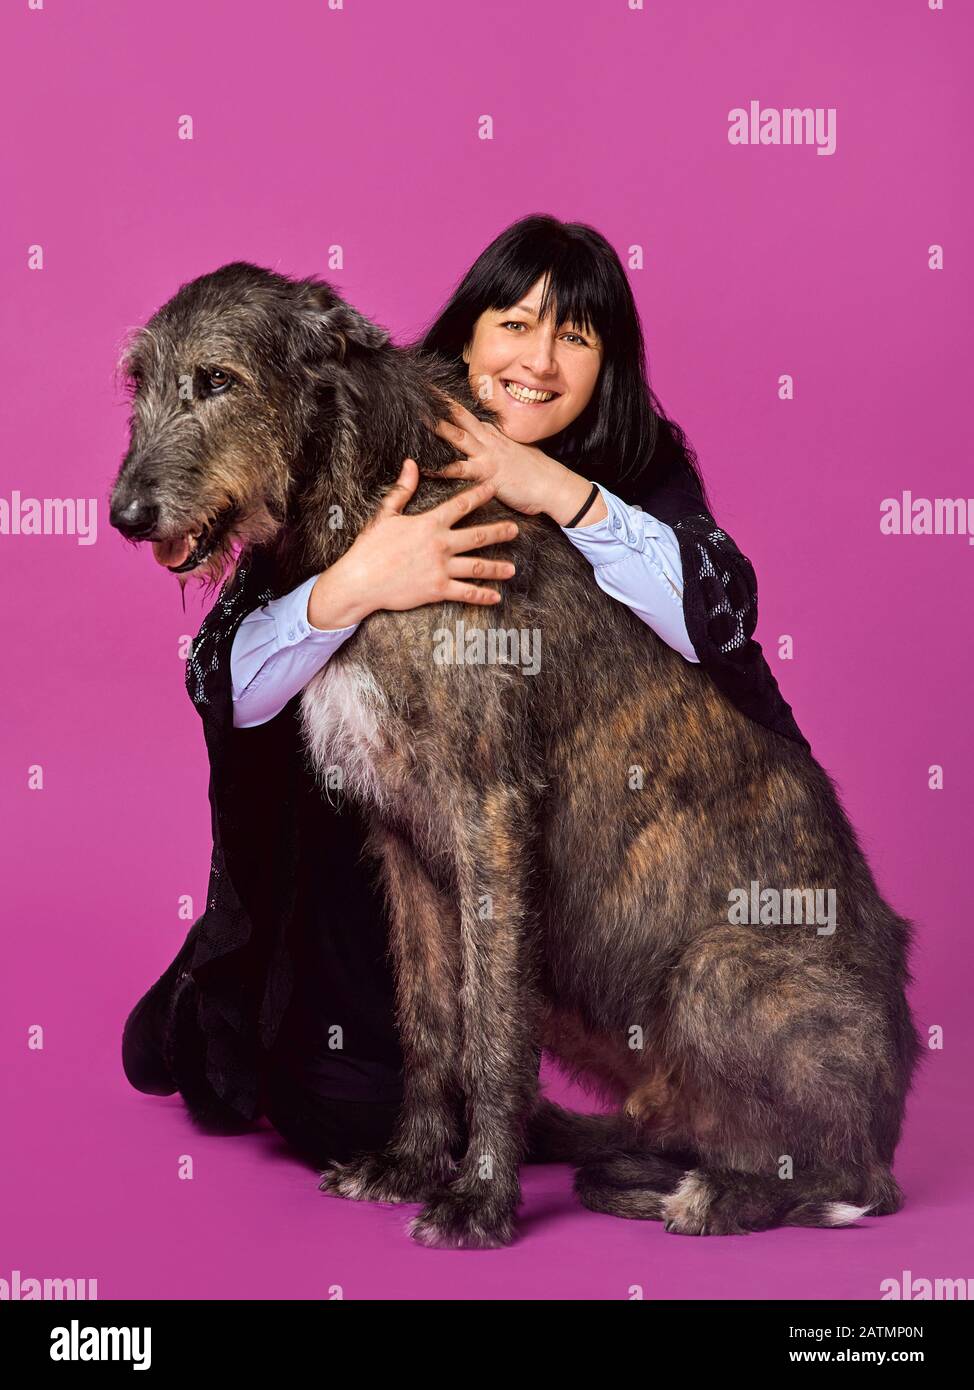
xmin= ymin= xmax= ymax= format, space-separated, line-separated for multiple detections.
xmin=121 ymin=215 xmax=807 ymax=1169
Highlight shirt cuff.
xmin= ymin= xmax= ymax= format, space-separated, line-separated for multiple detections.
xmin=230 ymin=572 xmax=360 ymax=707
xmin=561 ymin=482 xmax=669 ymax=560
xmin=561 ymin=483 xmax=684 ymax=589
xmin=270 ymin=572 xmax=360 ymax=646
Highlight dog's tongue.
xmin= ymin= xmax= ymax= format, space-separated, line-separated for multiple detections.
xmin=152 ymin=536 xmax=192 ymax=570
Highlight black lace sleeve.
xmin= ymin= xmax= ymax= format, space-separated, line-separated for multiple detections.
xmin=637 ymin=485 xmax=810 ymax=752
xmin=671 ymin=511 xmax=760 ymax=661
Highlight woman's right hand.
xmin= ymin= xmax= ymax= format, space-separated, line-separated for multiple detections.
xmin=306 ymin=457 xmax=519 ymax=630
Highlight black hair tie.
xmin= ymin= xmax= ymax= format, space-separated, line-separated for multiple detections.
xmin=565 ymin=482 xmax=600 ymax=529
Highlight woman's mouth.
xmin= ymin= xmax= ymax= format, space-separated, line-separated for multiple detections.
xmin=502 ymin=379 xmax=560 ymax=406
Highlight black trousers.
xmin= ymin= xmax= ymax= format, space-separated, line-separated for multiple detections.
xmin=121 ymin=949 xmax=403 ymax=1167
xmin=122 ymin=788 xmax=406 ymax=1169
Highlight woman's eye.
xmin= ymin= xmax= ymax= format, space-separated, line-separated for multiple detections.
xmin=501 ymin=320 xmax=526 ymax=331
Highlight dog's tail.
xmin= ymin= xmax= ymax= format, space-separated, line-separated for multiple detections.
xmin=523 ymin=1097 xmax=644 ymax=1165
xmin=573 ymin=1153 xmax=903 ymax=1234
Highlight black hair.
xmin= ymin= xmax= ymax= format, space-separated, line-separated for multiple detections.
xmin=417 ymin=214 xmax=710 ymax=509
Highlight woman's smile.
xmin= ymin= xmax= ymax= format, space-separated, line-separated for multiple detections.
xmin=501 ymin=378 xmax=562 ymax=406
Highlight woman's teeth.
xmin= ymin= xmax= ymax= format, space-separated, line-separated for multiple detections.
xmin=504 ymin=380 xmax=557 ymax=404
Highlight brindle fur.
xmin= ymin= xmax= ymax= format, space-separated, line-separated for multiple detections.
xmin=110 ymin=263 xmax=923 ymax=1247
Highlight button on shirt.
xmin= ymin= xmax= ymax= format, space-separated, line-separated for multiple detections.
xmin=230 ymin=482 xmax=700 ymax=729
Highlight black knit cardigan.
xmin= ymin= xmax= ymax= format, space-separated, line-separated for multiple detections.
xmin=172 ymin=476 xmax=810 ymax=1127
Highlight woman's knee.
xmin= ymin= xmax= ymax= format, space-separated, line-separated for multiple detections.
xmin=121 ymin=926 xmax=204 ymax=1098
xmin=264 ymin=1071 xmax=401 ymax=1167
xmin=121 ymin=978 xmax=179 ymax=1096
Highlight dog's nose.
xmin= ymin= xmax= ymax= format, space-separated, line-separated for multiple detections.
xmin=111 ymin=496 xmax=160 ymax=539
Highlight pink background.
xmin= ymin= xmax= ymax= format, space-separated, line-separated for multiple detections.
xmin=2 ymin=0 xmax=971 ymax=1300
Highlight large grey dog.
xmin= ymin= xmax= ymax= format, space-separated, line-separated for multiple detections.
xmin=109 ymin=262 xmax=922 ymax=1249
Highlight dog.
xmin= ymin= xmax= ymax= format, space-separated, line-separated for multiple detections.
xmin=109 ymin=261 xmax=922 ymax=1248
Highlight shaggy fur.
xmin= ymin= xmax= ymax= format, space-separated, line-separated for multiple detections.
xmin=110 ymin=262 xmax=923 ymax=1247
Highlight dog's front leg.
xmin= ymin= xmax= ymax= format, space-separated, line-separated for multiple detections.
xmin=318 ymin=819 xmax=463 ymax=1205
xmin=408 ymin=784 xmax=541 ymax=1250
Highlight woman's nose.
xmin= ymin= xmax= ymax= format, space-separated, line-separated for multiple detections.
xmin=519 ymin=344 xmax=557 ymax=376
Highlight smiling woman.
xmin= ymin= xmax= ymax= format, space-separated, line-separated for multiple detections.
xmin=463 ymin=286 xmax=604 ymax=447
xmin=430 ymin=283 xmax=613 ymax=529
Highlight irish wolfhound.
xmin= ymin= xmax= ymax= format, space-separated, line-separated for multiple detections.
xmin=109 ymin=262 xmax=922 ymax=1248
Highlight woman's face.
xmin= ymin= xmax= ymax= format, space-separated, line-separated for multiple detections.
xmin=463 ymin=277 xmax=603 ymax=444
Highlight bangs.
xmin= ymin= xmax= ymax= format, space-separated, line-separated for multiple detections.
xmin=483 ymin=239 xmax=615 ymax=342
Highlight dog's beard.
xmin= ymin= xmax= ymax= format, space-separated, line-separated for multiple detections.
xmin=168 ymin=542 xmax=241 ymax=605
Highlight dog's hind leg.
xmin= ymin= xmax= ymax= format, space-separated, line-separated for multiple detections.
xmin=651 ymin=925 xmax=911 ymax=1235
xmin=566 ymin=1107 xmax=902 ymax=1232
xmin=659 ymin=1163 xmax=903 ymax=1234
xmin=571 ymin=1137 xmax=904 ymax=1234
xmin=575 ymin=1155 xmax=900 ymax=1232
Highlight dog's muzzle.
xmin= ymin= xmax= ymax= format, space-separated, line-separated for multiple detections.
xmin=110 ymin=494 xmax=238 ymax=573
xmin=153 ymin=504 xmax=239 ymax=572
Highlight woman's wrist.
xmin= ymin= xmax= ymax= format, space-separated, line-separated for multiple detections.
xmin=542 ymin=460 xmax=609 ymax=528
xmin=307 ymin=555 xmax=375 ymax=630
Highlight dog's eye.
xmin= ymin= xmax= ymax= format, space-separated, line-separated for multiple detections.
xmin=203 ymin=368 xmax=233 ymax=396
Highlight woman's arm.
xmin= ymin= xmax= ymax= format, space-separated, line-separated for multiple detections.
xmin=231 ymin=573 xmax=360 ymax=729
xmin=427 ymin=408 xmax=701 ymax=663
xmin=557 ymin=481 xmax=699 ymax=663
xmin=646 ymin=496 xmax=761 ymax=664
xmin=231 ymin=461 xmax=518 ymax=729
xmin=233 ymin=476 xmax=701 ymax=730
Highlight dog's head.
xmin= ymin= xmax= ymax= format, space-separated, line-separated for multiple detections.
xmin=108 ymin=261 xmax=390 ymax=586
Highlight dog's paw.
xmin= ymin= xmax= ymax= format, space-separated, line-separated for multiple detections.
xmin=407 ymin=1190 xmax=517 ymax=1250
xmin=661 ymin=1171 xmax=729 ymax=1236
xmin=661 ymin=1171 xmax=769 ymax=1236
xmin=318 ymin=1151 xmax=441 ymax=1205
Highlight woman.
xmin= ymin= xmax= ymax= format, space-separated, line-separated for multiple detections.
xmin=121 ymin=215 xmax=808 ymax=1169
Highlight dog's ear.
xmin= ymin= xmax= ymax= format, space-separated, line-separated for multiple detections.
xmin=298 ymin=285 xmax=390 ymax=364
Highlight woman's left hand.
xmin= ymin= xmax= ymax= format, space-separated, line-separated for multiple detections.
xmin=424 ymin=398 xmax=559 ymax=516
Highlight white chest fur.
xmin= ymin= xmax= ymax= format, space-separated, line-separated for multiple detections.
xmin=298 ymin=658 xmax=394 ymax=809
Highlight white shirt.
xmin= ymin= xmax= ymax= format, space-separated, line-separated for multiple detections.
xmin=230 ymin=481 xmax=700 ymax=729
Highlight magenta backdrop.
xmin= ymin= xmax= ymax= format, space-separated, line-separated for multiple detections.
xmin=2 ymin=0 xmax=971 ymax=1301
